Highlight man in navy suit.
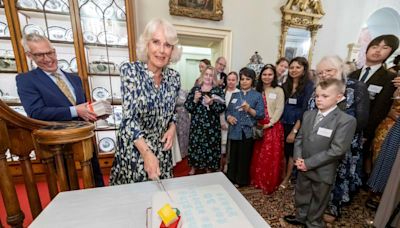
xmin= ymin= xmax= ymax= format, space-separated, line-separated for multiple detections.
xmin=16 ymin=33 xmax=104 ymax=186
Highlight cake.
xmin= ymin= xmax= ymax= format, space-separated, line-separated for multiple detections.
xmin=151 ymin=185 xmax=253 ymax=228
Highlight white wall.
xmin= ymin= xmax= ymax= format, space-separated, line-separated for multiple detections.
xmin=133 ymin=0 xmax=400 ymax=70
xmin=134 ymin=0 xmax=282 ymax=72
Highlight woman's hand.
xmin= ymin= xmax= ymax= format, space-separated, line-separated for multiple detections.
xmin=392 ymin=77 xmax=400 ymax=88
xmin=203 ymin=95 xmax=214 ymax=106
xmin=286 ymin=132 xmax=296 ymax=143
xmin=240 ymin=101 xmax=251 ymax=112
xmin=143 ymin=150 xmax=160 ymax=180
xmin=227 ymin=115 xmax=237 ymax=125
xmin=194 ymin=91 xmax=202 ymax=103
xmin=221 ymin=123 xmax=228 ymax=130
xmin=161 ymin=123 xmax=176 ymax=151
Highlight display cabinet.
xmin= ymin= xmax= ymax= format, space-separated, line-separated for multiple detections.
xmin=0 ymin=0 xmax=136 ymax=175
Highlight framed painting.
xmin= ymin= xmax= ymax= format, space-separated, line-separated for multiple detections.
xmin=169 ymin=0 xmax=223 ymax=21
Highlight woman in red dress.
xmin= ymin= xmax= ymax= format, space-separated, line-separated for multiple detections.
xmin=250 ymin=64 xmax=285 ymax=194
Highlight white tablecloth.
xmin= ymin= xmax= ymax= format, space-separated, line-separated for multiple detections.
xmin=29 ymin=172 xmax=269 ymax=228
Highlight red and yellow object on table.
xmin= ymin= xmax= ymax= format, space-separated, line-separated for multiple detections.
xmin=157 ymin=204 xmax=182 ymax=228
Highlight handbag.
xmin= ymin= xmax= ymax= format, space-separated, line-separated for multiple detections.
xmin=252 ymin=125 xmax=264 ymax=140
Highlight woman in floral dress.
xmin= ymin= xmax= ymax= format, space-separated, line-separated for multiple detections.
xmin=110 ymin=18 xmax=182 ymax=184
xmin=185 ymin=66 xmax=226 ymax=173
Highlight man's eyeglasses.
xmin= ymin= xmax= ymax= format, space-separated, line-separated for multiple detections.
xmin=28 ymin=49 xmax=56 ymax=59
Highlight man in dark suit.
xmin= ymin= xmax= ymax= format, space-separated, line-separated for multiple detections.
xmin=16 ymin=33 xmax=104 ymax=187
xmin=284 ymin=79 xmax=357 ymax=228
xmin=348 ymin=34 xmax=399 ymax=176
xmin=215 ymin=56 xmax=227 ymax=89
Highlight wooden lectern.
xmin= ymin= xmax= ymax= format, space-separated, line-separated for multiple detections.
xmin=0 ymin=100 xmax=95 ymax=227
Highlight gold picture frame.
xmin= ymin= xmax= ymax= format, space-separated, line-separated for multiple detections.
xmin=169 ymin=0 xmax=223 ymax=21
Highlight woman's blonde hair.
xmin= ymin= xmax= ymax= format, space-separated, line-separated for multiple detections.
xmin=197 ymin=66 xmax=218 ymax=86
xmin=316 ymin=55 xmax=347 ymax=84
xmin=136 ymin=18 xmax=182 ymax=63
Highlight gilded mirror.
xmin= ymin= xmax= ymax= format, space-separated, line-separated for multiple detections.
xmin=279 ymin=0 xmax=325 ymax=64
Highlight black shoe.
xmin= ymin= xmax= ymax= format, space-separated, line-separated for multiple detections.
xmin=365 ymin=198 xmax=379 ymax=210
xmin=284 ymin=215 xmax=306 ymax=226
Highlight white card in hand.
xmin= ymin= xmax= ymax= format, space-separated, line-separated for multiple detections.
xmin=268 ymin=93 xmax=277 ymax=99
xmin=231 ymin=98 xmax=238 ymax=104
xmin=317 ymin=127 xmax=333 ymax=138
xmin=288 ymin=98 xmax=297 ymax=105
xmin=368 ymin=84 xmax=383 ymax=94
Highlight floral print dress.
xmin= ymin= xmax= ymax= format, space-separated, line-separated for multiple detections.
xmin=184 ymin=86 xmax=226 ymax=170
xmin=110 ymin=61 xmax=180 ymax=185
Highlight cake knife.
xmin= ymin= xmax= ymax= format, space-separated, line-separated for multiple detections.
xmin=154 ymin=176 xmax=174 ymax=202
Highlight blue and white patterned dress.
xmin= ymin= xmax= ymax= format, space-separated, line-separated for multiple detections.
xmin=110 ymin=61 xmax=180 ymax=185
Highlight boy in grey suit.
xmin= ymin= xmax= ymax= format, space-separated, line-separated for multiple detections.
xmin=284 ymin=79 xmax=357 ymax=227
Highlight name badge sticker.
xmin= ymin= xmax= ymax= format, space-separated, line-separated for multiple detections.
xmin=268 ymin=93 xmax=277 ymax=99
xmin=317 ymin=127 xmax=333 ymax=138
xmin=231 ymin=98 xmax=238 ymax=104
xmin=368 ymin=85 xmax=383 ymax=94
xmin=288 ymin=98 xmax=297 ymax=105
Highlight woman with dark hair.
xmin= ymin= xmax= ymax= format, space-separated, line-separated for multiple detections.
xmin=250 ymin=64 xmax=285 ymax=194
xmin=280 ymin=57 xmax=314 ymax=189
xmin=276 ymin=57 xmax=289 ymax=86
xmin=226 ymin=67 xmax=264 ymax=187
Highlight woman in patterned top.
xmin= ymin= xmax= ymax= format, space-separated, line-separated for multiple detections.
xmin=110 ymin=18 xmax=182 ymax=184
xmin=308 ymin=55 xmax=369 ymax=223
xmin=226 ymin=67 xmax=265 ymax=187
xmin=185 ymin=66 xmax=226 ymax=174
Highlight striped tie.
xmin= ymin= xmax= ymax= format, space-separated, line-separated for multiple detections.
xmin=313 ymin=113 xmax=324 ymax=128
xmin=52 ymin=72 xmax=76 ymax=105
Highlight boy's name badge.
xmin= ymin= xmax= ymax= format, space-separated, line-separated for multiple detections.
xmin=368 ymin=85 xmax=383 ymax=94
xmin=268 ymin=93 xmax=277 ymax=99
xmin=231 ymin=98 xmax=238 ymax=104
xmin=317 ymin=127 xmax=333 ymax=138
xmin=288 ymin=98 xmax=297 ymax=105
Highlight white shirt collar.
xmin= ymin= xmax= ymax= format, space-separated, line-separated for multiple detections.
xmin=318 ymin=105 xmax=337 ymax=117
xmin=360 ymin=64 xmax=381 ymax=82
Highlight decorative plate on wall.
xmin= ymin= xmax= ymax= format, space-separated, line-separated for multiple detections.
xmin=116 ymin=9 xmax=126 ymax=20
xmin=92 ymin=87 xmax=109 ymax=101
xmin=61 ymin=1 xmax=69 ymax=12
xmin=23 ymin=24 xmax=45 ymax=36
xmin=0 ymin=22 xmax=9 ymax=37
xmin=97 ymin=32 xmax=119 ymax=45
xmin=44 ymin=0 xmax=63 ymax=12
xmin=83 ymin=31 xmax=97 ymax=43
xmin=48 ymin=26 xmax=66 ymax=41
xmin=65 ymin=28 xmax=74 ymax=42
xmin=99 ymin=137 xmax=115 ymax=153
xmin=69 ymin=57 xmax=77 ymax=73
xmin=58 ymin=59 xmax=69 ymax=72
xmin=17 ymin=0 xmax=38 ymax=9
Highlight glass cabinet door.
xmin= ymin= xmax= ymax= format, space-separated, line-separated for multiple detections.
xmin=78 ymin=0 xmax=130 ymax=155
xmin=15 ymin=0 xmax=78 ymax=72
xmin=0 ymin=0 xmax=24 ymax=116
